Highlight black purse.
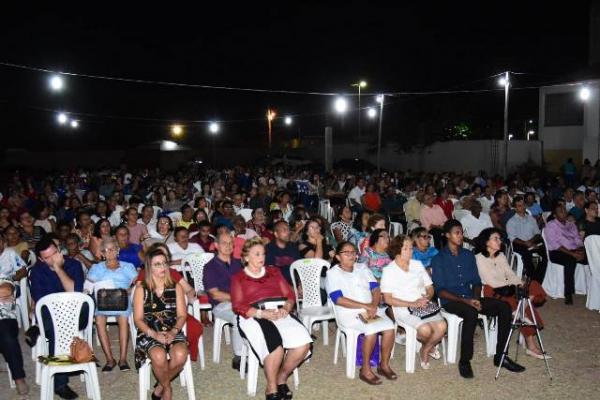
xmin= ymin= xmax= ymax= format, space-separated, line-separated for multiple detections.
xmin=493 ymin=285 xmax=516 ymax=298
xmin=96 ymin=289 xmax=128 ymax=311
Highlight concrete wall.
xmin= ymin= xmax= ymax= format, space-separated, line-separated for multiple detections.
xmin=539 ymin=81 xmax=600 ymax=170
xmin=314 ymin=140 xmax=542 ymax=174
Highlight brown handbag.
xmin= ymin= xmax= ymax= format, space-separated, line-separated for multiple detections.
xmin=70 ymin=337 xmax=95 ymax=363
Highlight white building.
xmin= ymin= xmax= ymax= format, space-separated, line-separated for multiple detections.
xmin=539 ymin=80 xmax=600 ymax=170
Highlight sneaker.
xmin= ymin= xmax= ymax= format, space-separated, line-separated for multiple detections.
xmin=54 ymin=384 xmax=78 ymax=400
xmin=395 ymin=333 xmax=406 ymax=345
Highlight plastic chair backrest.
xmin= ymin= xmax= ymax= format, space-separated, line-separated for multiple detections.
xmin=237 ymin=208 xmax=253 ymax=222
xmin=35 ymin=292 xmax=94 ymax=356
xmin=319 ymin=200 xmax=330 ymax=220
xmin=184 ymin=252 xmax=215 ymax=293
xmin=290 ymin=258 xmax=331 ymax=309
xmin=541 ymin=229 xmax=552 ymax=260
xmin=584 ymin=235 xmax=600 ymax=277
xmin=389 ymin=222 xmax=403 ymax=238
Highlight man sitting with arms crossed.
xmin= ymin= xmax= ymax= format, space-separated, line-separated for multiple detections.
xmin=431 ymin=219 xmax=525 ymax=379
xmin=202 ymin=232 xmax=244 ymax=370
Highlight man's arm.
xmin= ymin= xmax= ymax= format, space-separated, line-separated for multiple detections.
xmin=207 ymin=287 xmax=231 ymax=303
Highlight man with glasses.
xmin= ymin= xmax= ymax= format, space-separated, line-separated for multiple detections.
xmin=202 ymin=232 xmax=244 ymax=370
xmin=506 ymin=196 xmax=547 ymax=283
xmin=30 ymin=235 xmax=85 ymax=399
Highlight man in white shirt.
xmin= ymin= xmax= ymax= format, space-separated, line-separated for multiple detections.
xmin=138 ymin=205 xmax=158 ymax=237
xmin=479 ymin=186 xmax=495 ymax=214
xmin=347 ymin=178 xmax=366 ymax=212
xmin=460 ymin=201 xmax=492 ymax=245
xmin=168 ymin=227 xmax=204 ymax=267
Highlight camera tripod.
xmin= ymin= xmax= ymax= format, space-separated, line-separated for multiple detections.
xmin=494 ymin=286 xmax=552 ymax=380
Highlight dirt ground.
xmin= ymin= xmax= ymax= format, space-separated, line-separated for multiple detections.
xmin=2 ymin=294 xmax=600 ymax=399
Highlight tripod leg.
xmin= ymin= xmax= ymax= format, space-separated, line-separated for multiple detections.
xmin=527 ymin=299 xmax=553 ymax=380
xmin=495 ymin=299 xmax=522 ymax=380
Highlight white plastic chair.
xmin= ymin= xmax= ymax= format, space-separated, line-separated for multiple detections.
xmin=541 ymin=229 xmax=590 ymax=298
xmin=394 ymin=320 xmax=422 ymax=373
xmin=237 ymin=208 xmax=253 ymax=222
xmin=331 ymin=303 xmax=363 ymax=378
xmin=438 ymin=299 xmax=496 ymax=363
xmin=35 ymin=292 xmax=101 ymax=400
xmin=212 ymin=317 xmax=232 ymax=363
xmin=290 ymin=259 xmax=333 ymax=346
xmin=129 ymin=289 xmax=197 ymax=400
xmin=389 ymin=221 xmax=403 ymax=238
xmin=184 ymin=252 xmax=215 ymax=324
xmin=239 ymin=339 xmax=299 ymax=397
xmin=319 ymin=200 xmax=330 ymax=221
xmin=584 ymin=235 xmax=600 ymax=311
xmin=15 ymin=277 xmax=30 ymax=331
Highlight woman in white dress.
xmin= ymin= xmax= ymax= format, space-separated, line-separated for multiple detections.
xmin=381 ymin=235 xmax=447 ymax=369
xmin=325 ymin=241 xmax=396 ymax=385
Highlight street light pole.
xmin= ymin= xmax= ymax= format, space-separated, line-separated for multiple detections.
xmin=376 ymin=95 xmax=385 ymax=174
xmin=501 ymin=71 xmax=510 ymax=178
xmin=352 ymin=81 xmax=367 ymax=155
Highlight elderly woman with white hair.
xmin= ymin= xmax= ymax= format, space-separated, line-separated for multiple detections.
xmin=87 ymin=236 xmax=138 ymax=372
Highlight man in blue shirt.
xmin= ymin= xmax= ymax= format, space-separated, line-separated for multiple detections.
xmin=431 ymin=220 xmax=524 ymax=379
xmin=30 ymin=235 xmax=85 ymax=400
xmin=202 ymin=232 xmax=243 ymax=370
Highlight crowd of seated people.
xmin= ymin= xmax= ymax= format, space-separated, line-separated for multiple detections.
xmin=1 ymin=161 xmax=599 ymax=398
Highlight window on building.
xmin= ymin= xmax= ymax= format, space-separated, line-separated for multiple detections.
xmin=544 ymin=92 xmax=584 ymax=126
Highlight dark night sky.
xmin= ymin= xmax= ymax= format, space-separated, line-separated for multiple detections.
xmin=0 ymin=2 xmax=591 ymax=151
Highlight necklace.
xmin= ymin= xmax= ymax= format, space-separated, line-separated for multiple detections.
xmin=244 ymin=266 xmax=266 ymax=278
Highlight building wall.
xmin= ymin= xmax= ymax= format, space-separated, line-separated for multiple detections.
xmin=539 ymin=81 xmax=600 ymax=171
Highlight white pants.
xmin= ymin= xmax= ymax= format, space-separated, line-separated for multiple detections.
xmin=212 ymin=302 xmax=243 ymax=356
xmin=238 ymin=314 xmax=312 ymax=364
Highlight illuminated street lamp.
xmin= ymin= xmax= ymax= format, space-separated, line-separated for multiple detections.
xmin=334 ymin=97 xmax=348 ymax=114
xmin=57 ymin=112 xmax=68 ymax=125
xmin=171 ymin=124 xmax=183 ymax=136
xmin=49 ymin=75 xmax=64 ymax=92
xmin=284 ymin=116 xmax=293 ymax=126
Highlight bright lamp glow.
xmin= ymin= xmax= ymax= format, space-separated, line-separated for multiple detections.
xmin=49 ymin=75 xmax=64 ymax=91
xmin=171 ymin=124 xmax=183 ymax=136
xmin=359 ymin=80 xmax=367 ymax=88
xmin=508 ymin=134 xmax=514 ymax=140
xmin=367 ymin=108 xmax=377 ymax=119
xmin=284 ymin=116 xmax=292 ymax=125
xmin=161 ymin=140 xmax=178 ymax=151
xmin=209 ymin=122 xmax=219 ymax=134
xmin=498 ymin=77 xmax=509 ymax=87
xmin=580 ymin=87 xmax=591 ymax=101
xmin=70 ymin=120 xmax=79 ymax=128
xmin=375 ymin=95 xmax=384 ymax=104
xmin=528 ymin=130 xmax=535 ymax=135
xmin=334 ymin=97 xmax=348 ymax=114
xmin=57 ymin=113 xmax=68 ymax=125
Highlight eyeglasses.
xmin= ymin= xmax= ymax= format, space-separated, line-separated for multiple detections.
xmin=339 ymin=250 xmax=357 ymax=256
xmin=151 ymin=262 xmax=169 ymax=268
xmin=104 ymin=247 xmax=118 ymax=253
xmin=418 ymin=234 xmax=431 ymax=239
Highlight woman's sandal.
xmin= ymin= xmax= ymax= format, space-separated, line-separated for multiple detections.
xmin=358 ymin=370 xmax=382 ymax=385
xmin=277 ymin=383 xmax=293 ymax=399
xmin=376 ymin=366 xmax=398 ymax=380
xmin=151 ymin=382 xmax=162 ymax=400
